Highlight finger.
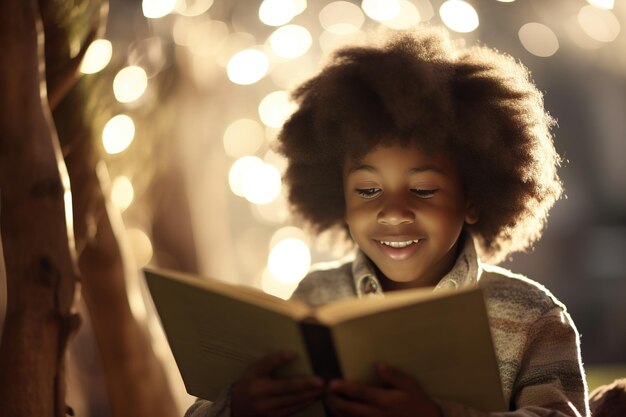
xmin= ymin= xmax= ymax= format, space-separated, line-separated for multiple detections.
xmin=258 ymin=387 xmax=324 ymax=411
xmin=269 ymin=397 xmax=321 ymax=417
xmin=248 ymin=351 xmax=296 ymax=377
xmin=376 ymin=363 xmax=424 ymax=393
xmin=326 ymin=391 xmax=377 ymax=417
xmin=256 ymin=375 xmax=324 ymax=397
xmin=328 ymin=379 xmax=384 ymax=404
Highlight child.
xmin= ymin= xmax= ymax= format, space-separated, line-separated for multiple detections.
xmin=186 ymin=26 xmax=588 ymax=417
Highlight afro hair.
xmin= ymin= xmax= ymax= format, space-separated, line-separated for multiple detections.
xmin=277 ymin=26 xmax=563 ymax=264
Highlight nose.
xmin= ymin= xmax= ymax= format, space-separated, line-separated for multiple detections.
xmin=377 ymin=197 xmax=415 ymax=226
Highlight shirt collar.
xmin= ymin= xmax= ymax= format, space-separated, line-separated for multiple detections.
xmin=351 ymin=235 xmax=481 ymax=298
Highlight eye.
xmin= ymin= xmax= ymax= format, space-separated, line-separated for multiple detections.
xmin=411 ymin=188 xmax=438 ymax=198
xmin=355 ymin=188 xmax=381 ymax=199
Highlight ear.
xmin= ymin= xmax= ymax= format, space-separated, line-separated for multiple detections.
xmin=464 ymin=201 xmax=479 ymax=225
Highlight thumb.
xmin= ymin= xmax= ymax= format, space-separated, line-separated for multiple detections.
xmin=250 ymin=351 xmax=296 ymax=377
xmin=375 ymin=363 xmax=424 ymax=393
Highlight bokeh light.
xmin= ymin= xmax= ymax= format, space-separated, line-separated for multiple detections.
xmin=102 ymin=115 xmax=135 ymax=155
xmin=242 ymin=162 xmax=282 ymax=205
xmin=267 ymin=237 xmax=311 ymax=284
xmin=268 ymin=25 xmax=313 ymax=59
xmin=229 ymin=157 xmax=282 ymax=204
xmin=229 ymin=156 xmax=263 ymax=197
xmin=142 ymin=0 xmax=176 ymax=18
xmin=319 ymin=2 xmax=365 ymax=35
xmin=227 ymin=49 xmax=270 ymax=85
xmin=111 ymin=176 xmax=135 ymax=211
xmin=174 ymin=0 xmax=214 ymax=16
xmin=259 ymin=0 xmax=298 ymax=26
xmin=361 ymin=0 xmax=401 ymax=22
xmin=262 ymin=268 xmax=298 ymax=299
xmin=382 ymin=0 xmax=421 ymax=30
xmin=80 ymin=39 xmax=112 ymax=74
xmin=518 ymin=23 xmax=560 ymax=57
xmin=223 ymin=119 xmax=265 ymax=158
xmin=439 ymin=0 xmax=479 ymax=33
xmin=578 ymin=6 xmax=620 ymax=42
xmin=113 ymin=66 xmax=149 ymax=103
xmin=258 ymin=91 xmax=297 ymax=128
xmin=127 ymin=228 xmax=153 ymax=268
xmin=586 ymin=0 xmax=614 ymax=9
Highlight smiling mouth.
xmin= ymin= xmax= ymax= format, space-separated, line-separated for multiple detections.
xmin=376 ymin=239 xmax=421 ymax=248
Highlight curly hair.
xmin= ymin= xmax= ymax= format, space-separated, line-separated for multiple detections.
xmin=277 ymin=26 xmax=562 ymax=264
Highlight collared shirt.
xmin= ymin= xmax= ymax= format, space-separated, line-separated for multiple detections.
xmin=351 ymin=237 xmax=479 ymax=299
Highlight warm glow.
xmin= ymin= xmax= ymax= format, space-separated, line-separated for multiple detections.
xmin=102 ymin=115 xmax=135 ymax=155
xmin=382 ymin=0 xmax=421 ymax=29
xmin=228 ymin=156 xmax=282 ymax=204
xmin=227 ymin=49 xmax=269 ymax=85
xmin=113 ymin=66 xmax=148 ymax=103
xmin=268 ymin=25 xmax=312 ymax=59
xmin=361 ymin=0 xmax=401 ymax=22
xmin=319 ymin=30 xmax=366 ymax=53
xmin=267 ymin=238 xmax=311 ymax=284
xmin=252 ymin=192 xmax=290 ymax=224
xmin=518 ymin=23 xmax=559 ymax=57
xmin=261 ymin=268 xmax=298 ymax=300
xmin=496 ymin=0 xmax=515 ymax=2
xmin=229 ymin=156 xmax=263 ymax=197
xmin=111 ymin=176 xmax=135 ymax=211
xmin=258 ymin=91 xmax=297 ymax=128
xmin=223 ymin=119 xmax=264 ymax=158
xmin=259 ymin=0 xmax=298 ymax=26
xmin=578 ymin=6 xmax=620 ymax=42
xmin=269 ymin=226 xmax=307 ymax=249
xmin=142 ymin=0 xmax=177 ymax=19
xmin=319 ymin=2 xmax=365 ymax=35
xmin=439 ymin=0 xmax=479 ymax=33
xmin=586 ymin=0 xmax=614 ymax=9
xmin=242 ymin=162 xmax=282 ymax=205
xmin=127 ymin=228 xmax=153 ymax=268
xmin=80 ymin=39 xmax=112 ymax=74
xmin=414 ymin=0 xmax=435 ymax=21
xmin=174 ymin=0 xmax=213 ymax=16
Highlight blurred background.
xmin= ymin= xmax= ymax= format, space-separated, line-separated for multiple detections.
xmin=76 ymin=0 xmax=626 ymax=413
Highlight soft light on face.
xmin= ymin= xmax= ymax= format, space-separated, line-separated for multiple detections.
xmin=343 ymin=144 xmax=476 ymax=289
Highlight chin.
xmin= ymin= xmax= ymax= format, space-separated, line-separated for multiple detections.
xmin=381 ymin=268 xmax=421 ymax=283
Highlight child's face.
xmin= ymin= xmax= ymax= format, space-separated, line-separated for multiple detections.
xmin=343 ymin=144 xmax=477 ymax=288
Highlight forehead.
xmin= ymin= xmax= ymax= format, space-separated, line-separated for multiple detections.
xmin=344 ymin=144 xmax=457 ymax=175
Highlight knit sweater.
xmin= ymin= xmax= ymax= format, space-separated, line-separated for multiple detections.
xmin=185 ymin=238 xmax=589 ymax=417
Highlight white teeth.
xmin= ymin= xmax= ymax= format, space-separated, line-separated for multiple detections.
xmin=378 ymin=239 xmax=420 ymax=248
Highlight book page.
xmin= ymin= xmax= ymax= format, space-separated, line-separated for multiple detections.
xmin=314 ymin=285 xmax=459 ymax=326
xmin=144 ymin=270 xmax=316 ymax=399
xmin=330 ymin=288 xmax=505 ymax=412
xmin=144 ymin=267 xmax=311 ymax=319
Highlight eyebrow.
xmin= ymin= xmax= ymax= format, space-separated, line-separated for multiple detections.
xmin=348 ymin=164 xmax=446 ymax=175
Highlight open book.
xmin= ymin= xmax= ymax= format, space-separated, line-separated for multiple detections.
xmin=144 ymin=267 xmax=505 ymax=417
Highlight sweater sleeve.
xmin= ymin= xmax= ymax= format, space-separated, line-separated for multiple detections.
xmin=184 ymin=386 xmax=232 ymax=417
xmin=437 ymin=305 xmax=589 ymax=417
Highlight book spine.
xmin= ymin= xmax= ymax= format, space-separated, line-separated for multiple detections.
xmin=299 ymin=322 xmax=342 ymax=382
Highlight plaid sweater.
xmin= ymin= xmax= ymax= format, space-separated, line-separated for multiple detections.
xmin=186 ymin=238 xmax=589 ymax=417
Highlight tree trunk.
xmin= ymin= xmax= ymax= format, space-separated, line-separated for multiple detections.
xmin=0 ymin=1 xmax=79 ymax=415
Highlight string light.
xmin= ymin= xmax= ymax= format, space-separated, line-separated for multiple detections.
xmin=439 ymin=0 xmax=479 ymax=33
xmin=227 ymin=49 xmax=270 ymax=85
xmin=102 ymin=115 xmax=135 ymax=155
xmin=80 ymin=39 xmax=112 ymax=74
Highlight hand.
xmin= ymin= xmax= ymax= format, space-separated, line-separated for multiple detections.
xmin=231 ymin=351 xmax=325 ymax=417
xmin=325 ymin=363 xmax=442 ymax=417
